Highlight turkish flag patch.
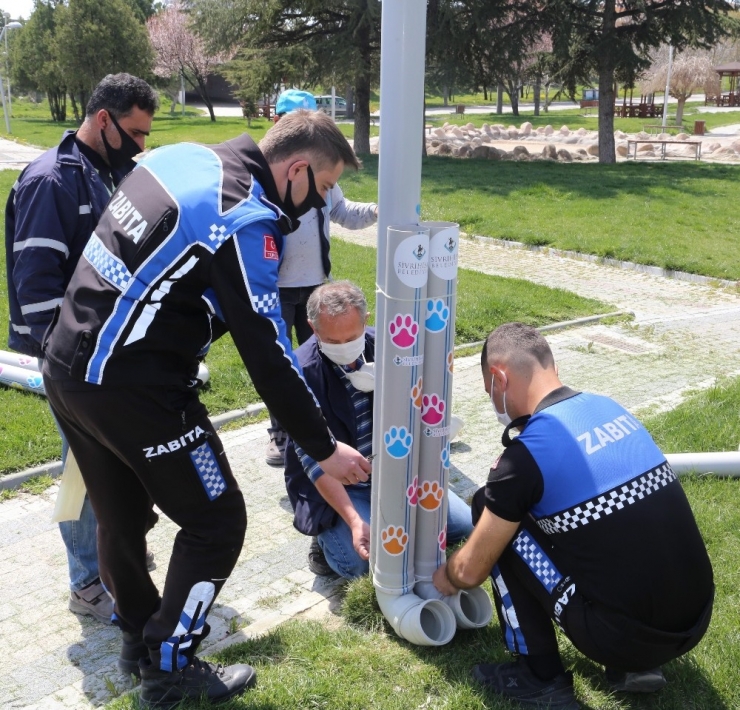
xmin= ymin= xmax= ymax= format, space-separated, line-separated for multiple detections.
xmin=264 ymin=235 xmax=279 ymax=261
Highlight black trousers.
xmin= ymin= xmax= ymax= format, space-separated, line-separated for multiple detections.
xmin=472 ymin=488 xmax=713 ymax=672
xmin=268 ymin=284 xmax=320 ymax=437
xmin=44 ymin=371 xmax=247 ymax=671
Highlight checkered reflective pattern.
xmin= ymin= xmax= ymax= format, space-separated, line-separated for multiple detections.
xmin=251 ymin=291 xmax=279 ymax=314
xmin=512 ymin=531 xmax=563 ymax=593
xmin=206 ymin=223 xmax=230 ymax=246
xmin=189 ymin=442 xmax=226 ymax=501
xmin=536 ymin=462 xmax=676 ymax=535
xmin=83 ymin=234 xmax=132 ymax=290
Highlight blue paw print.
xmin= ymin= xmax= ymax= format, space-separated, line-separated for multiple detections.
xmin=27 ymin=375 xmax=43 ymax=389
xmin=425 ymin=299 xmax=449 ymax=333
xmin=384 ymin=426 xmax=413 ymax=459
xmin=440 ymin=444 xmax=451 ymax=469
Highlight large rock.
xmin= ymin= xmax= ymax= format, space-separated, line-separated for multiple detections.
xmin=508 ymin=128 xmax=520 ymax=139
xmin=544 ymin=125 xmax=554 ymax=136
xmin=471 ymin=145 xmax=490 ymax=159
xmin=512 ymin=145 xmax=530 ymax=157
xmin=565 ymin=136 xmax=580 ymax=144
xmin=433 ymin=127 xmax=446 ymax=138
xmin=614 ymin=130 xmax=627 ymax=140
xmin=587 ymin=143 xmax=600 ymax=156
xmin=520 ymin=121 xmax=533 ymax=135
xmin=637 ymin=143 xmax=654 ymax=152
xmin=616 ymin=143 xmax=628 ymax=157
xmin=676 ymin=133 xmax=690 ymax=141
xmin=438 ymin=142 xmax=452 ymax=155
xmin=430 ymin=139 xmax=440 ymax=148
xmin=557 ymin=149 xmax=573 ymax=162
xmin=730 ymin=140 xmax=740 ymax=152
xmin=515 ymin=151 xmax=531 ymax=162
xmin=456 ymin=144 xmax=471 ymax=157
xmin=705 ymin=142 xmax=721 ymax=153
xmin=576 ymin=127 xmax=587 ymax=136
xmin=488 ymin=146 xmax=504 ymax=160
xmin=542 ymin=144 xmax=558 ymax=160
xmin=559 ymin=125 xmax=570 ymax=135
xmin=452 ymin=126 xmax=464 ymax=138
xmin=466 ymin=122 xmax=476 ymax=130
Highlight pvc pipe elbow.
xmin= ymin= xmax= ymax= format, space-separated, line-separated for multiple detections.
xmin=415 ymin=581 xmax=493 ymax=630
xmin=375 ymin=589 xmax=456 ymax=646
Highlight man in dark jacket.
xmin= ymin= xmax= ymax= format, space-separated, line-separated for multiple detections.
xmin=5 ymin=73 xmax=157 ymax=624
xmin=433 ymin=323 xmax=714 ymax=709
xmin=284 ymin=281 xmax=473 ymax=578
xmin=42 ymin=110 xmax=371 ymax=707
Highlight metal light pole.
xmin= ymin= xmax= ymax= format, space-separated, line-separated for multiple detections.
xmin=0 ymin=19 xmax=22 ymax=134
xmin=662 ymin=45 xmax=674 ymax=128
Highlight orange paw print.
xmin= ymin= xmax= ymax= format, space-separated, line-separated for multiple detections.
xmin=381 ymin=525 xmax=408 ymax=555
xmin=410 ymin=377 xmax=423 ymax=409
xmin=447 ymin=351 xmax=454 ymax=374
xmin=417 ymin=481 xmax=444 ymax=511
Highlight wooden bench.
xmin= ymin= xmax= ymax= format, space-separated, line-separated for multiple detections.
xmin=627 ymin=139 xmax=702 ymax=161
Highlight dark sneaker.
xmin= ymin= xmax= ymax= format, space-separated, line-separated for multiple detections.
xmin=605 ymin=667 xmax=667 ymax=693
xmin=472 ymin=660 xmax=580 ymax=709
xmin=118 ymin=631 xmax=148 ymax=678
xmin=308 ymin=536 xmax=334 ymax=576
xmin=265 ymin=435 xmax=286 ymax=467
xmin=68 ymin=578 xmax=113 ymax=624
xmin=139 ymin=656 xmax=256 ymax=708
xmin=146 ymin=548 xmax=156 ymax=571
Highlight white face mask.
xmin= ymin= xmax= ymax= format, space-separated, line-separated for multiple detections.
xmin=318 ymin=333 xmax=366 ymax=366
xmin=345 ymin=361 xmax=375 ymax=392
xmin=490 ymin=372 xmax=511 ymax=427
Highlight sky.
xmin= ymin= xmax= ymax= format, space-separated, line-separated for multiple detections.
xmin=1 ymin=0 xmax=33 ymax=21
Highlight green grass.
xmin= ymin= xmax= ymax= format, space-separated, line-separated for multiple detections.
xmin=341 ymin=156 xmax=740 ymax=280
xmin=102 ymin=379 xmax=740 ymax=709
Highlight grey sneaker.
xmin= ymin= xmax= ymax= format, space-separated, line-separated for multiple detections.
xmin=265 ymin=435 xmax=286 ymax=467
xmin=68 ymin=578 xmax=113 ymax=624
xmin=472 ymin=659 xmax=580 ymax=708
xmin=605 ymin=667 xmax=667 ymax=693
xmin=139 ymin=656 xmax=256 ymax=708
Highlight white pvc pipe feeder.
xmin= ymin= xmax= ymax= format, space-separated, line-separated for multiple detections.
xmin=0 ymin=349 xmax=40 ymax=371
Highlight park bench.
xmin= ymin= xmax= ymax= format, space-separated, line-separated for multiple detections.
xmin=643 ymin=123 xmax=687 ymax=135
xmin=627 ymin=139 xmax=702 ymax=161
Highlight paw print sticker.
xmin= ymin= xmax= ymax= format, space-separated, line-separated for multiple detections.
xmin=384 ymin=426 xmax=413 ymax=459
xmin=438 ymin=526 xmax=447 ymax=552
xmin=406 ymin=476 xmax=419 ymax=506
xmin=410 ymin=377 xmax=423 ymax=409
xmin=27 ymin=375 xmax=43 ymax=389
xmin=382 ymin=525 xmax=409 ymax=555
xmin=418 ymin=481 xmax=444 ymax=511
xmin=388 ymin=314 xmax=419 ymax=350
xmin=421 ymin=394 xmax=445 ymax=426
xmin=447 ymin=351 xmax=454 ymax=374
xmin=440 ymin=444 xmax=451 ymax=469
xmin=425 ymin=299 xmax=449 ymax=333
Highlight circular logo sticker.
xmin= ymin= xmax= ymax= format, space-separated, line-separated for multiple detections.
xmin=429 ymin=227 xmax=459 ymax=280
xmin=393 ymin=234 xmax=429 ymax=289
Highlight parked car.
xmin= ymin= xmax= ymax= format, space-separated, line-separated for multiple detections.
xmin=315 ymin=95 xmax=348 ymax=116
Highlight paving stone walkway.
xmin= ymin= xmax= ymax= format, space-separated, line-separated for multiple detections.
xmin=3 ymin=226 xmax=740 ymax=708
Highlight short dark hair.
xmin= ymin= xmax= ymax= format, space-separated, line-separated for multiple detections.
xmin=482 ymin=322 xmax=555 ymax=373
xmin=85 ymin=73 xmax=159 ymax=119
xmin=258 ymin=109 xmax=361 ymax=172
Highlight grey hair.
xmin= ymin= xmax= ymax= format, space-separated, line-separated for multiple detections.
xmin=481 ymin=322 xmax=554 ymax=373
xmin=307 ymin=281 xmax=368 ymax=328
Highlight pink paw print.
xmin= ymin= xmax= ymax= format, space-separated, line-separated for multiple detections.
xmin=421 ymin=394 xmax=445 ymax=426
xmin=389 ymin=314 xmax=419 ymax=349
xmin=406 ymin=476 xmax=419 ymax=506
xmin=438 ymin=526 xmax=447 ymax=552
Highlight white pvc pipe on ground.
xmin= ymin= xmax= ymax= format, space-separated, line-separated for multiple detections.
xmin=0 ymin=362 xmax=45 ymax=394
xmin=0 ymin=350 xmax=40 ymax=371
xmin=666 ymin=452 xmax=740 ymax=477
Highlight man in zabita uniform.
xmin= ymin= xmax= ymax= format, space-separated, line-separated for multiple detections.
xmin=42 ymin=110 xmax=371 ymax=708
xmin=433 ymin=322 xmax=713 ymax=710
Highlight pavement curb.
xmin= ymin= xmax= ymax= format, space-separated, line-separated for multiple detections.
xmin=468 ymin=234 xmax=739 ymax=288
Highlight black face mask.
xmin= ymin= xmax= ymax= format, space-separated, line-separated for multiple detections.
xmin=101 ymin=112 xmax=142 ymax=171
xmin=283 ymin=165 xmax=326 ymax=227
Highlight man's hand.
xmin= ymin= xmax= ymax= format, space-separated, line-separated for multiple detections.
xmin=318 ymin=441 xmax=371 ymax=485
xmin=433 ymin=561 xmax=459 ymax=597
xmin=351 ymin=518 xmax=371 ymax=560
